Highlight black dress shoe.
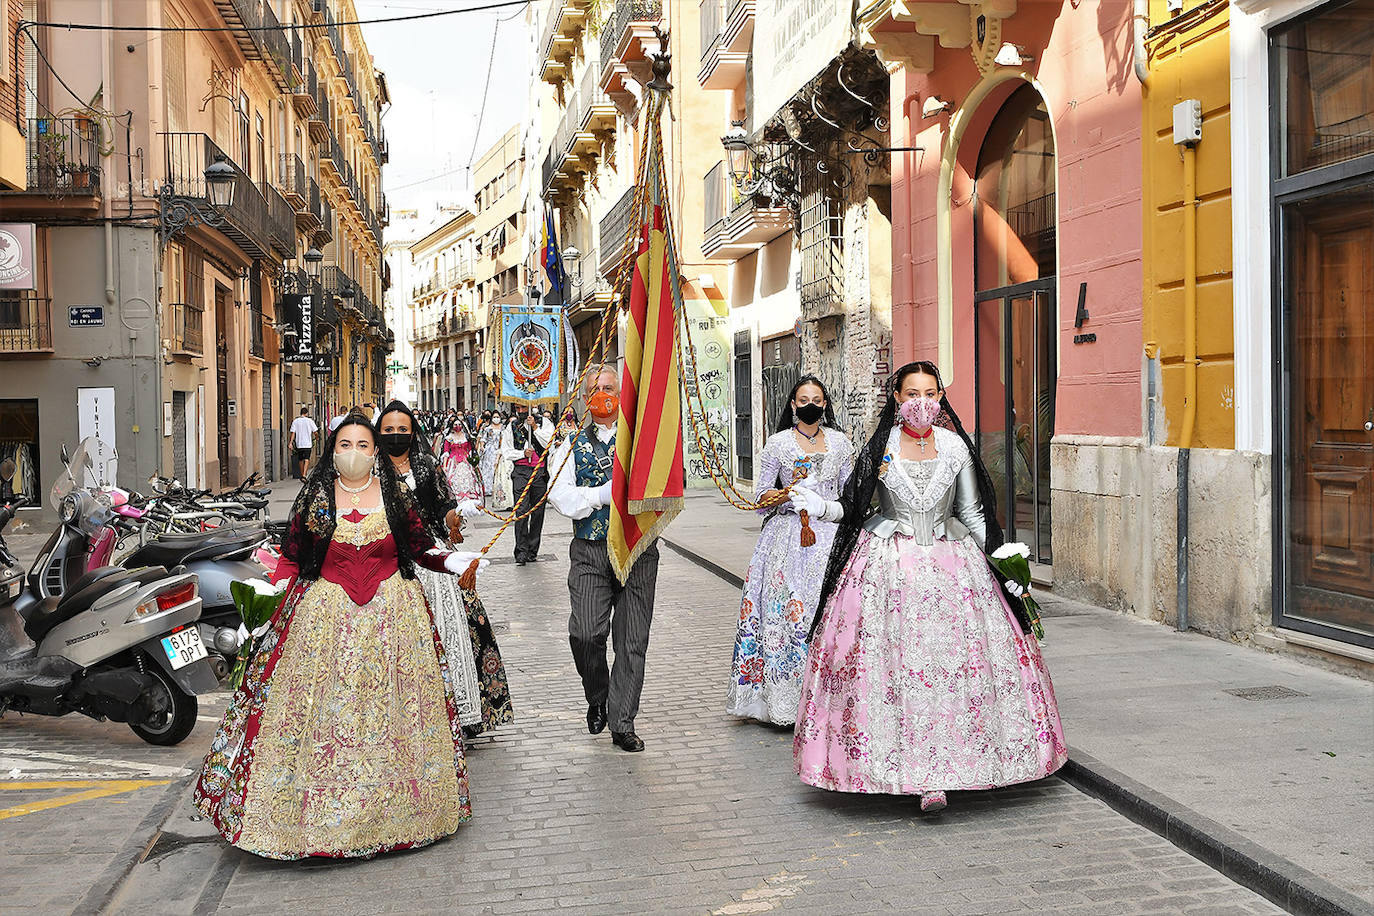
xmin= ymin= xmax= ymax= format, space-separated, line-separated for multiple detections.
xmin=611 ymin=730 xmax=645 ymax=752
xmin=586 ymin=702 xmax=608 ymax=735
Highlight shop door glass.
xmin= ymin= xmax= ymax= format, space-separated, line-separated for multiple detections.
xmin=1282 ymin=184 xmax=1374 ymax=639
xmin=977 ymin=286 xmax=1055 ymax=564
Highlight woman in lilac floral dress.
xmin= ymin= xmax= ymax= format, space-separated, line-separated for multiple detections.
xmin=727 ymin=376 xmax=854 ymax=725
xmin=794 ymin=361 xmax=1066 ymax=813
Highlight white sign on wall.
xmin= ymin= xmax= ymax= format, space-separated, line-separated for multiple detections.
xmin=77 ymin=387 xmax=115 ymax=446
xmin=752 ymin=0 xmax=855 ymax=129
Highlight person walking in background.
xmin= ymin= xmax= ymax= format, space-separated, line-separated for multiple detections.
xmin=376 ymin=401 xmax=514 ymax=740
xmin=547 ymin=366 xmax=661 ymax=753
xmin=476 ymin=411 xmax=501 ymax=499
xmin=438 ymin=418 xmax=484 ymax=503
xmin=727 ymin=376 xmax=855 ymax=726
xmin=289 ymin=407 xmax=318 ymax=480
xmin=500 ymin=403 xmax=554 ymax=565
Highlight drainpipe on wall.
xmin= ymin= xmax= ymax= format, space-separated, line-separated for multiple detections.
xmin=1133 ymin=0 xmax=1151 ymax=86
xmin=1175 ymin=100 xmax=1202 ymax=633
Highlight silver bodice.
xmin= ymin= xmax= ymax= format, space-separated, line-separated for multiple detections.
xmin=863 ymin=427 xmax=987 ymax=548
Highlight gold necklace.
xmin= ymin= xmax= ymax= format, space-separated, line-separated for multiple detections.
xmin=338 ymin=476 xmax=371 ymax=506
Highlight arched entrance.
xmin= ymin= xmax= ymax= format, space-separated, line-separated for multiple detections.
xmin=972 ymin=83 xmax=1057 ymax=564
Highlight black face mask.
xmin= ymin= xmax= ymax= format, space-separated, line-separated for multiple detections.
xmin=379 ymin=433 xmax=411 ymax=457
xmin=794 ymin=403 xmax=825 ymax=425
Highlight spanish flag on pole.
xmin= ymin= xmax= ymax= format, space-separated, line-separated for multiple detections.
xmin=607 ymin=195 xmax=685 ymax=581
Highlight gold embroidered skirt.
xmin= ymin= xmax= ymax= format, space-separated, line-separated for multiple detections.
xmin=196 ymin=571 xmax=471 ymax=859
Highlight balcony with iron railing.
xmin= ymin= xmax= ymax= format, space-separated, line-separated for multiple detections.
xmin=278 ymin=153 xmax=307 ymax=205
xmin=161 ymin=132 xmax=296 ymax=260
xmin=540 ymin=0 xmax=587 ymax=84
xmin=0 ymin=292 xmax=54 ymax=353
xmin=215 ymin=0 xmax=293 ymax=91
xmin=542 ymin=75 xmax=610 ymax=195
xmin=701 ymin=160 xmax=793 ymax=260
xmin=292 ymin=59 xmax=319 ymax=119
xmin=168 ymin=301 xmax=204 ymax=356
xmin=316 ymin=194 xmax=334 ymax=244
xmin=1 ymin=118 xmax=102 ymax=204
xmin=600 ymin=0 xmax=663 ymax=95
xmin=307 ymin=84 xmax=330 ymax=142
xmin=698 ymin=0 xmax=753 ymax=89
xmin=599 ymin=186 xmax=639 ymax=273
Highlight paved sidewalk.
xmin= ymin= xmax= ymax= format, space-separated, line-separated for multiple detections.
xmin=661 ymin=489 xmax=1374 ymax=910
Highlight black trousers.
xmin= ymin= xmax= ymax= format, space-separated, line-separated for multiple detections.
xmin=567 ymin=538 xmax=660 ymax=733
xmin=509 ymin=463 xmax=548 ymax=562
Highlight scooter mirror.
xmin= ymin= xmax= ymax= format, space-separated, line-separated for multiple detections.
xmin=0 ymin=459 xmax=13 ymax=482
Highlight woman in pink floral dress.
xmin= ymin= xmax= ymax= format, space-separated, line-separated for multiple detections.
xmin=438 ymin=420 xmax=483 ymax=503
xmin=794 ymin=361 xmax=1066 ymax=813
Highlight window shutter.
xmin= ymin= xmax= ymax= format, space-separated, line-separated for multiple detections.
xmin=164 ymin=18 xmax=186 ymax=133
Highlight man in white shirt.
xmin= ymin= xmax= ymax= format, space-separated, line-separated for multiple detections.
xmin=547 ymin=364 xmax=659 ymax=753
xmin=329 ymin=405 xmax=361 ymax=433
xmin=288 ymin=408 xmax=318 ymax=479
xmin=499 ymin=402 xmax=555 ymax=565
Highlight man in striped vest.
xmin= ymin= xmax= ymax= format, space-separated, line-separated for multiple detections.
xmin=547 ymin=365 xmax=660 ymax=752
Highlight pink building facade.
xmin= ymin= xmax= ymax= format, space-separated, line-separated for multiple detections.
xmin=869 ymin=0 xmax=1144 ymax=573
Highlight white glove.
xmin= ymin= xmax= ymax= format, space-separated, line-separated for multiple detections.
xmin=456 ymin=499 xmax=482 ymax=518
xmin=1004 ymin=579 xmax=1028 ymax=599
xmin=594 ymin=481 xmax=613 ymax=508
xmin=444 ymin=551 xmax=490 ymax=575
xmin=789 ymin=486 xmax=824 ymax=517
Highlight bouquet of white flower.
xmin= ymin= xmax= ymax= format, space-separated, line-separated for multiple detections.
xmin=228 ymin=577 xmax=287 ymax=688
xmin=989 ymin=542 xmax=1044 ymax=640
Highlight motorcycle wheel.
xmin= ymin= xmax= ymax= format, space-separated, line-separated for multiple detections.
xmin=129 ymin=664 xmax=199 ymax=746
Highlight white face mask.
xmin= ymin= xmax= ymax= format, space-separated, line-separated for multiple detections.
xmin=334 ymin=449 xmax=375 ymax=480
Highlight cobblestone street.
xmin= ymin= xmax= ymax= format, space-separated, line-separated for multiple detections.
xmin=0 ymin=512 xmax=1290 ymax=915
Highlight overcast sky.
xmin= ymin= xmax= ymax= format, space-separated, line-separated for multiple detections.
xmin=359 ymin=0 xmax=531 ymax=217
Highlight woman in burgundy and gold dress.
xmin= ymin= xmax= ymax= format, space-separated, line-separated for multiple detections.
xmin=194 ymin=416 xmax=486 ymax=860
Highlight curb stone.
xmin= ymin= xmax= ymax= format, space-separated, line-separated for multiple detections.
xmin=662 ymin=534 xmax=1373 ymax=916
xmin=71 ymin=775 xmax=191 ymax=916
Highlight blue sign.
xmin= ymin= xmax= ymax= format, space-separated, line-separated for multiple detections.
xmin=69 ymin=306 xmax=104 ymax=327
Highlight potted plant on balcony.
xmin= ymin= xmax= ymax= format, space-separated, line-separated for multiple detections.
xmin=32 ymin=133 xmax=66 ymax=188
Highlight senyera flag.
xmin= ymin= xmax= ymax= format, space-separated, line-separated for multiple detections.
xmin=607 ymin=202 xmax=684 ymax=582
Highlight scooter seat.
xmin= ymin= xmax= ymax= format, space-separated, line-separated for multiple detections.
xmin=24 ymin=566 xmax=169 ymax=643
xmin=124 ymin=529 xmax=258 ymax=569
xmin=223 ymin=506 xmax=257 ymax=520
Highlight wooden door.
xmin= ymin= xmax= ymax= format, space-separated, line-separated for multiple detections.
xmin=1287 ymin=195 xmax=1374 ymax=637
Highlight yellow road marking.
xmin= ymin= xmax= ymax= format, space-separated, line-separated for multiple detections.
xmin=0 ymin=779 xmax=169 ymax=820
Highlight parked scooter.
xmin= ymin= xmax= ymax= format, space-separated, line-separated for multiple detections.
xmin=0 ymin=457 xmax=218 ymax=745
xmin=28 ymin=439 xmax=267 ymax=681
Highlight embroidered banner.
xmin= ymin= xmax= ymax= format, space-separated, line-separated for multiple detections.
xmin=496 ymin=304 xmax=564 ymax=407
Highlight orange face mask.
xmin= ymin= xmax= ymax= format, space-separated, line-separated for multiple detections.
xmin=587 ymin=391 xmax=619 ymax=420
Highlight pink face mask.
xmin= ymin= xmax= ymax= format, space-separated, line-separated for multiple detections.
xmin=899 ymin=396 xmax=942 ymax=431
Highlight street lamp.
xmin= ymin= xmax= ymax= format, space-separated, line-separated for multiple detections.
xmin=204 ymin=155 xmax=237 ymax=211
xmin=303 ymin=246 xmax=323 ymax=279
xmin=158 ymin=153 xmax=241 ymax=254
xmin=722 ymin=120 xmax=755 ymax=190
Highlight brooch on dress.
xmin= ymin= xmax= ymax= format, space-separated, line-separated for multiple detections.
xmin=879 ymin=454 xmax=893 ymax=478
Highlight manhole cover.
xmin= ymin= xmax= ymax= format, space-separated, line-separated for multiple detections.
xmin=1224 ymin=685 xmax=1308 ymax=701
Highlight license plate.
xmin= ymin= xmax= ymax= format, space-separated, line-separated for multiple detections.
xmin=161 ymin=628 xmax=208 ymax=670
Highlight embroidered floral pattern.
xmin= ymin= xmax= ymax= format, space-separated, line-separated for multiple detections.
xmin=727 ymin=429 xmax=855 ymax=725
xmin=193 ymin=509 xmax=470 ymax=860
xmin=794 ymin=457 xmax=1067 ymax=794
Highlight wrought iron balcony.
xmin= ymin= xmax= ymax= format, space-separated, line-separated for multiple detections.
xmin=279 ymin=153 xmax=307 ymax=205
xmin=160 ymin=132 xmax=295 ymax=260
xmin=17 ymin=118 xmax=101 ymax=196
xmin=599 ymin=186 xmax=639 ymax=273
xmin=701 ymin=160 xmax=793 ymax=260
xmin=0 ymin=292 xmax=53 ymax=353
xmin=600 ymin=0 xmax=662 ymax=94
xmin=215 ymin=0 xmax=292 ymax=92
xmin=698 ymin=0 xmax=753 ymax=89
xmin=316 ymin=195 xmax=334 ymax=245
